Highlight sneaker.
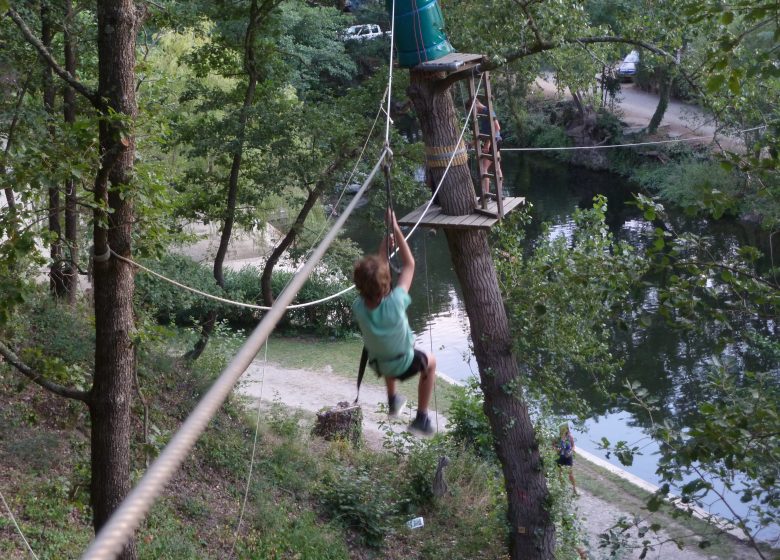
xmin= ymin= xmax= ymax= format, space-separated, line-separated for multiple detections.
xmin=388 ymin=394 xmax=407 ymax=418
xmin=409 ymin=413 xmax=435 ymax=437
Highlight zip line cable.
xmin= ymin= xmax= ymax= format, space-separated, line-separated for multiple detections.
xmin=81 ymin=152 xmax=388 ymax=560
xmin=500 ymin=125 xmax=767 ymax=152
xmin=1 ymin=489 xmax=40 ymax=560
xmin=228 ymin=340 xmax=268 ymax=559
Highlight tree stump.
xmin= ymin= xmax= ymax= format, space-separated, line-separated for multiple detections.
xmin=312 ymin=401 xmax=363 ymax=447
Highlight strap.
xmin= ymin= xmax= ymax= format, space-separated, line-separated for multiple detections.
xmin=354 ymin=346 xmax=369 ymax=404
xmin=383 ymin=151 xmax=401 ymax=277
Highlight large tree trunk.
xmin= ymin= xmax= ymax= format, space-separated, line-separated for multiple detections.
xmin=408 ymin=71 xmax=555 ymax=560
xmin=42 ymin=2 xmax=66 ymax=297
xmin=89 ymin=2 xmax=139 ymax=558
xmin=63 ymin=0 xmax=79 ymax=303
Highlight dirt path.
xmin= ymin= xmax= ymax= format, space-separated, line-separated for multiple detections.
xmin=532 ymin=76 xmax=743 ymax=151
xmin=239 ymin=361 xmax=447 ymax=449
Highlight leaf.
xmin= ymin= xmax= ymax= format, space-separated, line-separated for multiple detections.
xmin=0 ymin=0 xmax=8 ymax=12
xmin=706 ymin=74 xmax=725 ymax=93
xmin=727 ymin=74 xmax=741 ymax=95
xmin=720 ymin=11 xmax=734 ymax=24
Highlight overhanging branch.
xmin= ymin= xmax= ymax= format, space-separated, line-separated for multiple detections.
xmin=0 ymin=339 xmax=90 ymax=402
xmin=8 ymin=8 xmax=103 ymax=110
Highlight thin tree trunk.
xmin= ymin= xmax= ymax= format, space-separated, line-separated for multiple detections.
xmin=2 ymin=74 xmax=31 ymax=213
xmin=409 ymin=71 xmax=555 ymax=560
xmin=89 ymin=2 xmax=138 ymax=558
xmin=42 ymin=2 xmax=66 ymax=297
xmin=648 ymin=70 xmax=673 ymax=135
xmin=63 ymin=0 xmax=79 ymax=303
xmin=260 ymin=157 xmax=347 ymax=306
xmin=213 ymin=0 xmax=262 ymax=289
xmin=212 ymin=74 xmax=256 ymax=288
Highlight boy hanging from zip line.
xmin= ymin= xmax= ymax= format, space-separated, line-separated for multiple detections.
xmin=352 ymin=209 xmax=437 ymax=436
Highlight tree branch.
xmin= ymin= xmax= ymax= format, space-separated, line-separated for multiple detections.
xmin=8 ymin=8 xmax=102 ymax=110
xmin=0 ymin=339 xmax=90 ymax=402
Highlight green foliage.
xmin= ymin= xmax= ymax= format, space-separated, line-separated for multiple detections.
xmin=495 ymin=198 xmax=647 ymax=415
xmin=633 ymin=160 xmax=742 ymax=218
xmin=318 ymin=464 xmax=400 ymax=547
xmin=133 ymin=253 xmax=356 ymax=334
xmin=446 ymin=378 xmax=496 ymax=460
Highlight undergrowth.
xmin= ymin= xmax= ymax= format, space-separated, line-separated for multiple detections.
xmin=0 ymin=293 xmax=510 ymax=559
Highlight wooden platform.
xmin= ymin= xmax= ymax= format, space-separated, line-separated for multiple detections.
xmin=413 ymin=53 xmax=485 ymax=74
xmin=398 ymin=197 xmax=525 ymax=230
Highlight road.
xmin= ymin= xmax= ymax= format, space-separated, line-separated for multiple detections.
xmin=532 ymin=76 xmax=734 ymax=146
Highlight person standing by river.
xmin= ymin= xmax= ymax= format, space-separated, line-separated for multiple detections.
xmin=555 ymin=423 xmax=578 ymax=495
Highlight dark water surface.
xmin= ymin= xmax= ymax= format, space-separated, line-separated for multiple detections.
xmin=342 ymin=152 xmax=778 ymax=540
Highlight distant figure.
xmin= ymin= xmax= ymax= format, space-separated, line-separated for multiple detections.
xmin=468 ymin=96 xmax=503 ymax=198
xmin=555 ymin=423 xmax=578 ymax=495
xmin=352 ymin=210 xmax=438 ymax=436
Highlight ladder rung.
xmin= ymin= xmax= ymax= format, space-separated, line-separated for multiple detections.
xmin=480 ymin=153 xmax=497 ymax=159
xmin=478 ymin=133 xmax=492 ymax=138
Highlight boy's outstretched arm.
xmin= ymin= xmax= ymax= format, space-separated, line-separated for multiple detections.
xmin=387 ymin=209 xmax=415 ymax=292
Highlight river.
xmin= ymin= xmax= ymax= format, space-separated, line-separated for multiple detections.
xmin=342 ymin=151 xmax=778 ymax=541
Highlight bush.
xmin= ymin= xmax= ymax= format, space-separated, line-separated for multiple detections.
xmin=634 ymin=160 xmax=741 ymax=217
xmin=134 ymin=253 xmax=357 ymax=335
xmin=318 ymin=465 xmax=399 ymax=547
xmin=446 ymin=378 xmax=496 ymax=461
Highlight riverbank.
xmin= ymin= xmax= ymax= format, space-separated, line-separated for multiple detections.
xmin=255 ymin=335 xmax=765 ymax=560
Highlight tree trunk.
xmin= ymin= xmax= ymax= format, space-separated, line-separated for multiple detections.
xmin=213 ymin=0 xmax=262 ymax=289
xmin=408 ymin=71 xmax=555 ymax=559
xmin=63 ymin=0 xmax=79 ymax=303
xmin=89 ymin=2 xmax=138 ymax=558
xmin=42 ymin=2 xmax=66 ymax=297
xmin=648 ymin=70 xmax=673 ymax=135
xmin=212 ymin=75 xmax=256 ymax=288
xmin=260 ymin=157 xmax=347 ymax=306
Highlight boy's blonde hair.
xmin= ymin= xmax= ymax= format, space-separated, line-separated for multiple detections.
xmin=353 ymin=255 xmax=391 ymax=303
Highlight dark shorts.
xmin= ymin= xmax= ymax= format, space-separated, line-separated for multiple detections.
xmin=556 ymin=455 xmax=573 ymax=467
xmin=394 ymin=349 xmax=428 ymax=381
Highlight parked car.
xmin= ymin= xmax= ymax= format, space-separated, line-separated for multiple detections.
xmin=617 ymin=50 xmax=640 ymax=80
xmin=341 ymin=24 xmax=388 ymax=42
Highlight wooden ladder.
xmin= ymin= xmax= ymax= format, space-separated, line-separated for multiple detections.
xmin=468 ymin=71 xmax=504 ymax=218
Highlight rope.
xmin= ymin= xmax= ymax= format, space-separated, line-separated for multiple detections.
xmin=0 ymin=489 xmax=40 ymax=560
xmin=110 ymin=250 xmax=353 ymax=311
xmin=228 ymin=340 xmax=268 ymax=559
xmin=500 ymin=125 xmax=767 ymax=152
xmin=385 ymin=0 xmax=396 ymax=146
xmin=423 ymin=232 xmax=439 ymax=433
xmin=80 ymin=151 xmax=388 ymax=560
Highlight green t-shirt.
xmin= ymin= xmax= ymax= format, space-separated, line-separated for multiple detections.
xmin=352 ymin=286 xmax=415 ymax=377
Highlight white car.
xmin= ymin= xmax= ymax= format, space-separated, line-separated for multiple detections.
xmin=341 ymin=24 xmax=388 ymax=42
xmin=617 ymin=50 xmax=640 ymax=80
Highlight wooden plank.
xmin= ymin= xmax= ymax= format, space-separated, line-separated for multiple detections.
xmin=397 ymin=197 xmax=526 ymax=230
